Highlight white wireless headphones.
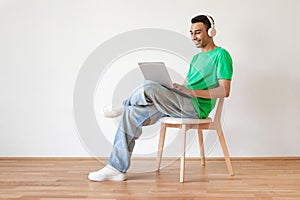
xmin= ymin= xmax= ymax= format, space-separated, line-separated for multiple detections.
xmin=206 ymin=15 xmax=216 ymax=37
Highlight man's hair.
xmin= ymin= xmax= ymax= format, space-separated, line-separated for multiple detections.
xmin=191 ymin=15 xmax=214 ymax=30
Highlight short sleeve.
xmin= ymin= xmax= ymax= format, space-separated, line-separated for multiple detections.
xmin=217 ymin=50 xmax=233 ymax=80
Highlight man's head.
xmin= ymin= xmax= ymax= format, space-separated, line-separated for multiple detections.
xmin=190 ymin=15 xmax=216 ymax=49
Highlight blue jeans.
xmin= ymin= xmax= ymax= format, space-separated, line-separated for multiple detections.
xmin=108 ymin=80 xmax=199 ymax=172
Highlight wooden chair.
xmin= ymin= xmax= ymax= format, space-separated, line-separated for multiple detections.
xmin=156 ymin=98 xmax=234 ymax=182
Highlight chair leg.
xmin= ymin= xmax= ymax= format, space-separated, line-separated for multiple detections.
xmin=197 ymin=129 xmax=205 ymax=166
xmin=156 ymin=123 xmax=167 ymax=171
xmin=180 ymin=124 xmax=187 ymax=183
xmin=217 ymin=127 xmax=234 ymax=176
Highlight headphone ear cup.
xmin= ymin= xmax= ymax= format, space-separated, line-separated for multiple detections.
xmin=208 ymin=28 xmax=216 ymax=37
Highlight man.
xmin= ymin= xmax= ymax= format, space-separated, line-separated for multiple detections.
xmin=88 ymin=14 xmax=233 ymax=181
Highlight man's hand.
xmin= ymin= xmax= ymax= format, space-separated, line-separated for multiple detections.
xmin=173 ymin=83 xmax=192 ymax=96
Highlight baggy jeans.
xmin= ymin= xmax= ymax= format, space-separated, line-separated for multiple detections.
xmin=108 ymin=80 xmax=199 ymax=172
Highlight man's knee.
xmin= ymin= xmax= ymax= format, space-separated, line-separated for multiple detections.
xmin=143 ymin=80 xmax=160 ymax=88
xmin=143 ymin=80 xmax=165 ymax=97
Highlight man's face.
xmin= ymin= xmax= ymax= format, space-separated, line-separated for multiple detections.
xmin=190 ymin=22 xmax=210 ymax=48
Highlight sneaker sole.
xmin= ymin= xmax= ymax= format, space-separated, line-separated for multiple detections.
xmin=88 ymin=175 xmax=126 ymax=182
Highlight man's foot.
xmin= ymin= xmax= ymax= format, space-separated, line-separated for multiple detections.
xmin=88 ymin=165 xmax=126 ymax=182
xmin=102 ymin=106 xmax=124 ymax=118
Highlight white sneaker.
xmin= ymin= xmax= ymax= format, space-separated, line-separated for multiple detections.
xmin=88 ymin=165 xmax=126 ymax=182
xmin=102 ymin=106 xmax=124 ymax=118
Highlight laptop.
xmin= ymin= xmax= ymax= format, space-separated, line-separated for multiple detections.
xmin=138 ymin=62 xmax=192 ymax=98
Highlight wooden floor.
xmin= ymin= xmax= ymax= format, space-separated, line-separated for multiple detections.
xmin=1 ymin=158 xmax=300 ymax=200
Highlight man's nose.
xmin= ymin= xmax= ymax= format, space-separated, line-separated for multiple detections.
xmin=191 ymin=33 xmax=196 ymax=40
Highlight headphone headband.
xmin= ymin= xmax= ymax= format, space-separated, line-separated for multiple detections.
xmin=206 ymin=15 xmax=215 ymax=29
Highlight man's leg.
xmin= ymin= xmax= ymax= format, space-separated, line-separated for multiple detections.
xmin=88 ymin=80 xmax=198 ymax=181
xmin=108 ymin=80 xmax=199 ymax=172
xmin=140 ymin=80 xmax=199 ymax=118
xmin=108 ymin=105 xmax=164 ymax=173
xmin=89 ymin=104 xmax=164 ymax=181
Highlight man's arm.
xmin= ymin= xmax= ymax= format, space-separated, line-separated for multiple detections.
xmin=173 ymin=79 xmax=231 ymax=99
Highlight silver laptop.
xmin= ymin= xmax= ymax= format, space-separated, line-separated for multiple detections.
xmin=138 ymin=62 xmax=192 ymax=98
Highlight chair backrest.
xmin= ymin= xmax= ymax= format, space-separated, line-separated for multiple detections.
xmin=212 ymin=98 xmax=224 ymax=124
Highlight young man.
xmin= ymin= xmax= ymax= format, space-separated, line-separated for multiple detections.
xmin=88 ymin=15 xmax=233 ymax=181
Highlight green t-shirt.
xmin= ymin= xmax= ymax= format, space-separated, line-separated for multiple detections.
xmin=185 ymin=47 xmax=233 ymax=118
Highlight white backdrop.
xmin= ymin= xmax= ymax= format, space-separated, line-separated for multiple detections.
xmin=0 ymin=0 xmax=299 ymax=157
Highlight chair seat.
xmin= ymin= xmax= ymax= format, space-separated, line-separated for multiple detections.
xmin=159 ymin=117 xmax=212 ymax=124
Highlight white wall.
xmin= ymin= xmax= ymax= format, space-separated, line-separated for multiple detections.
xmin=0 ymin=0 xmax=299 ymax=157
